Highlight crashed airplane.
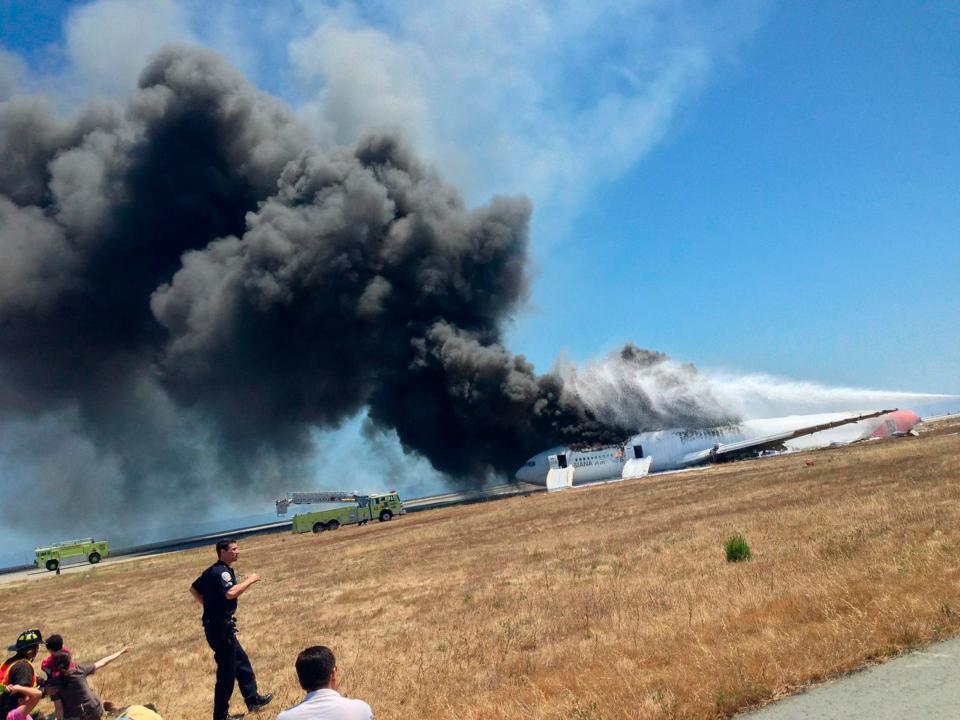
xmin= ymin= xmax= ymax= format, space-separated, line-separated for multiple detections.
xmin=515 ymin=409 xmax=921 ymax=490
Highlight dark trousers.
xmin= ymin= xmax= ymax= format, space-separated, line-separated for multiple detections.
xmin=203 ymin=620 xmax=258 ymax=720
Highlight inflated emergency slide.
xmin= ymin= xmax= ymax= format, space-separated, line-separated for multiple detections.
xmin=622 ymin=456 xmax=652 ymax=480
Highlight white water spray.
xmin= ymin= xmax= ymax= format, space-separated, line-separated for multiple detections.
xmin=693 ymin=372 xmax=954 ymax=420
xmin=560 ymin=352 xmax=956 ymax=430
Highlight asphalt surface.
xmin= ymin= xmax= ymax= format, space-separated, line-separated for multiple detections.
xmin=741 ymin=636 xmax=960 ymax=719
xmin=0 ymin=550 xmax=164 ymax=586
xmin=0 ymin=484 xmax=545 ymax=586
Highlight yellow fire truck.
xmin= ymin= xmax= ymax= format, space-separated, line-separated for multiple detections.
xmin=35 ymin=538 xmax=110 ymax=571
xmin=276 ymin=491 xmax=405 ymax=534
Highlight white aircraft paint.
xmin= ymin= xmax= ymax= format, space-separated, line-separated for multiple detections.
xmin=515 ymin=409 xmax=914 ymax=487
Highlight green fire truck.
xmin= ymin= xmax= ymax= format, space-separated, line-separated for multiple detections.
xmin=276 ymin=491 xmax=405 ymax=534
xmin=35 ymin=538 xmax=110 ymax=571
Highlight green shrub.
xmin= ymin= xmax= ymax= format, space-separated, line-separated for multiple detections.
xmin=725 ymin=533 xmax=752 ymax=562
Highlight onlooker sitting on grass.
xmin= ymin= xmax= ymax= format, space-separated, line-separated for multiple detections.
xmin=277 ymin=646 xmax=372 ymax=720
xmin=2 ymin=684 xmax=41 ymax=720
xmin=47 ymin=645 xmax=131 ymax=720
xmin=113 ymin=704 xmax=162 ymax=720
xmin=0 ymin=630 xmax=42 ymax=719
xmin=42 ymin=634 xmax=74 ymax=720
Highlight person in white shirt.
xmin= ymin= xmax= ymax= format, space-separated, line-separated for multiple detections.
xmin=277 ymin=646 xmax=373 ymax=720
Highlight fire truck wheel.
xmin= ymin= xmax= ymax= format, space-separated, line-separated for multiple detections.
xmin=327 ymin=520 xmax=340 ymax=530
xmin=45 ymin=559 xmax=59 ymax=572
xmin=379 ymin=510 xmax=393 ymax=522
xmin=88 ymin=552 xmax=101 ymax=564
xmin=312 ymin=522 xmax=325 ymax=533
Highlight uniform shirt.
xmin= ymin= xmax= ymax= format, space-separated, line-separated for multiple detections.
xmin=47 ymin=663 xmax=103 ymax=720
xmin=276 ymin=689 xmax=373 ymax=720
xmin=0 ymin=657 xmax=36 ymax=687
xmin=191 ymin=561 xmax=238 ymax=622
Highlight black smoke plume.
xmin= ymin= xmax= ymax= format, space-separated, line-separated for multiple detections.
xmin=0 ymin=47 xmax=728 ymax=533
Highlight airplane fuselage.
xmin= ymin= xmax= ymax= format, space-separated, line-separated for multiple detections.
xmin=515 ymin=411 xmax=920 ymax=486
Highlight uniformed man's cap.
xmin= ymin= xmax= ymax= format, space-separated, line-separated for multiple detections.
xmin=7 ymin=628 xmax=43 ymax=652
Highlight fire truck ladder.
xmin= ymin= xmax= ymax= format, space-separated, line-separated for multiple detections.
xmin=275 ymin=491 xmax=371 ymax=516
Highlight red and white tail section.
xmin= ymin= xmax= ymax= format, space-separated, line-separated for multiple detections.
xmin=864 ymin=410 xmax=922 ymax=439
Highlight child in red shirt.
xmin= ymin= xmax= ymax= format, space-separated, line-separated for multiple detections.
xmin=40 ymin=635 xmax=73 ymax=678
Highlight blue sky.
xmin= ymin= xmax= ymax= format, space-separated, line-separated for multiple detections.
xmin=1 ymin=0 xmax=955 ymax=397
xmin=0 ymin=1 xmax=957 ymax=557
xmin=512 ymin=1 xmax=960 ymax=393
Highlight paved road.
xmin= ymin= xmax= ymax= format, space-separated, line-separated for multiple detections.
xmin=1 ymin=483 xmax=544 ymax=586
xmin=0 ymin=550 xmax=167 ymax=586
xmin=741 ymin=636 xmax=960 ymax=719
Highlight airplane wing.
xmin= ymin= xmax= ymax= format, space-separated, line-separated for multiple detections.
xmin=676 ymin=409 xmax=896 ymax=467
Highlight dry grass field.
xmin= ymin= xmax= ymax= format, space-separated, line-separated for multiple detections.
xmin=2 ymin=418 xmax=960 ymax=720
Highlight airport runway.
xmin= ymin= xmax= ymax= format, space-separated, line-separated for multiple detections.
xmin=740 ymin=637 xmax=960 ymax=719
xmin=0 ymin=519 xmax=293 ymax=586
xmin=0 ymin=483 xmax=543 ymax=586
xmin=0 ymin=551 xmax=158 ymax=585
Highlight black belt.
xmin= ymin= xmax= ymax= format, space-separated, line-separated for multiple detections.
xmin=203 ymin=616 xmax=237 ymax=629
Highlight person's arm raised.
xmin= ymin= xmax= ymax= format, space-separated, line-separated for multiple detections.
xmin=93 ymin=645 xmax=132 ymax=671
xmin=225 ymin=573 xmax=260 ymax=600
xmin=6 ymin=684 xmax=43 ymax=717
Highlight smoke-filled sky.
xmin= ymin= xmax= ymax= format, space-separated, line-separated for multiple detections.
xmin=1 ymin=1 xmax=957 ymax=552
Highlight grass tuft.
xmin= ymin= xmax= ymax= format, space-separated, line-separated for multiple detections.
xmin=724 ymin=533 xmax=752 ymax=562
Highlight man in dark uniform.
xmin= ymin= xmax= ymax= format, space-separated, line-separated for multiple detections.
xmin=0 ymin=629 xmax=42 ymax=718
xmin=191 ymin=538 xmax=272 ymax=720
